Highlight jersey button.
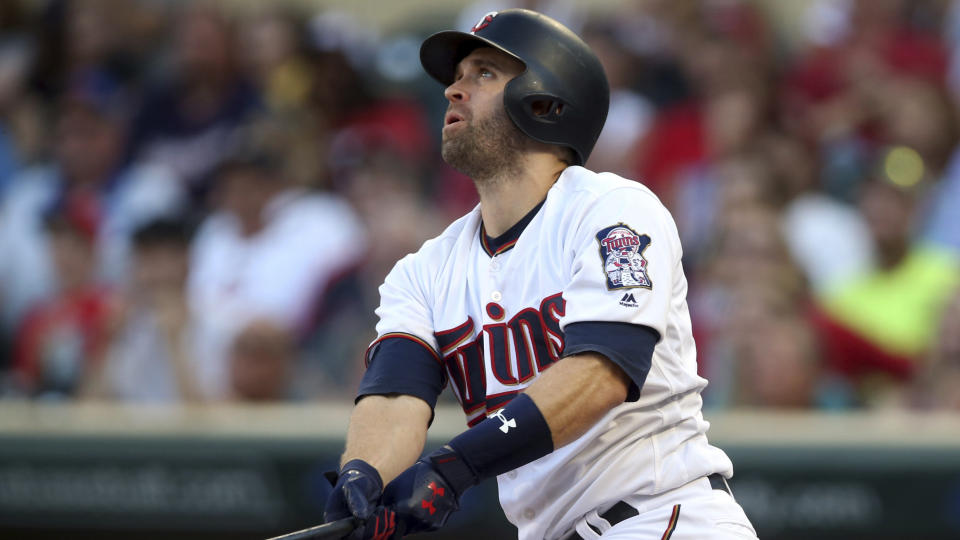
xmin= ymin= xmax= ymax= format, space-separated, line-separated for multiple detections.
xmin=523 ymin=508 xmax=536 ymax=520
xmin=508 ymin=470 xmax=518 ymax=479
xmin=490 ymin=260 xmax=500 ymax=271
xmin=491 ymin=291 xmax=502 ymax=301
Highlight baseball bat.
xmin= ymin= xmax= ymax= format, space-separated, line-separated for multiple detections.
xmin=267 ymin=517 xmax=360 ymax=540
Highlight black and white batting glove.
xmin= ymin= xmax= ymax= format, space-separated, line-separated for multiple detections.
xmin=324 ymin=459 xmax=384 ymax=533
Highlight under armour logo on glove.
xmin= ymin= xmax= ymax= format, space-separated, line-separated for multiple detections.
xmin=381 ymin=457 xmax=461 ymax=536
xmin=491 ymin=410 xmax=517 ymax=433
xmin=421 ymin=481 xmax=445 ymax=515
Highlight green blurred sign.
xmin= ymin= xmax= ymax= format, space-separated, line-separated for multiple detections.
xmin=2 ymin=436 xmax=960 ymax=539
xmin=2 ymin=407 xmax=960 ymax=539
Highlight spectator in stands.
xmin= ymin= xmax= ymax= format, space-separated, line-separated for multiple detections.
xmin=87 ymin=217 xmax=204 ymax=402
xmin=646 ymin=52 xmax=777 ymax=269
xmin=237 ymin=10 xmax=326 ymax=190
xmin=188 ymin=117 xmax=366 ymax=400
xmin=581 ymin=19 xmax=654 ymax=177
xmin=937 ymin=290 xmax=960 ymax=367
xmin=783 ymin=0 xmax=950 ymax=203
xmin=774 ymin=132 xmax=876 ymax=296
xmin=1 ymin=0 xmax=959 ymax=414
xmin=336 ymin=153 xmax=445 ymax=293
xmin=736 ymin=307 xmax=822 ymax=409
xmin=128 ymin=3 xmax=260 ymax=204
xmin=0 ymin=24 xmax=37 ymax=198
xmin=674 ymin=149 xmax=782 ymax=271
xmin=228 ymin=317 xmax=295 ymax=401
xmin=0 ymin=78 xmax=184 ymax=339
xmin=239 ymin=8 xmax=314 ymax=114
xmin=894 ymin=76 xmax=960 ymax=255
xmin=877 ymin=76 xmax=959 ymax=254
xmin=11 ymin=212 xmax=112 ymax=399
xmin=303 ymin=150 xmax=447 ymax=399
xmin=923 ymin=144 xmax=960 ymax=253
xmin=816 ymin=156 xmax=960 ymax=405
xmin=633 ymin=1 xmax=773 ymax=202
xmin=691 ymin=203 xmax=814 ymax=407
xmin=908 ymin=287 xmax=960 ymax=409
xmin=879 ymin=78 xmax=957 ymax=178
xmin=27 ymin=0 xmax=139 ymax=103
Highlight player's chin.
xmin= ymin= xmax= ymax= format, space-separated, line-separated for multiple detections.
xmin=442 ymin=120 xmax=467 ymax=136
xmin=441 ymin=129 xmax=465 ymax=150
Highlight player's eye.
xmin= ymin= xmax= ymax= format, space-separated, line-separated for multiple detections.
xmin=479 ymin=69 xmax=493 ymax=79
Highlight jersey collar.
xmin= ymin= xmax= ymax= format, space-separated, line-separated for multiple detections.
xmin=479 ymin=199 xmax=545 ymax=257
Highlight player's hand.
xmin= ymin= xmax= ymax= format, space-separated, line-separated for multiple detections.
xmin=324 ymin=459 xmax=384 ymax=526
xmin=356 ymin=506 xmax=403 ymax=540
xmin=380 ymin=456 xmax=462 ymax=537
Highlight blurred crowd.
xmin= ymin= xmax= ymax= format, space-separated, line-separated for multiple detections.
xmin=0 ymin=0 xmax=958 ymax=410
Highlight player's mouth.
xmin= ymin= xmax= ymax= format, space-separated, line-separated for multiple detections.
xmin=444 ymin=111 xmax=466 ymax=130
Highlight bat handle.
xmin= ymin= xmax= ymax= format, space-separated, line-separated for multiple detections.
xmin=266 ymin=516 xmax=361 ymax=540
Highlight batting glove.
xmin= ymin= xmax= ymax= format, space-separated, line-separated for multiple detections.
xmin=380 ymin=446 xmax=475 ymax=537
xmin=356 ymin=506 xmax=402 ymax=540
xmin=324 ymin=459 xmax=384 ymax=527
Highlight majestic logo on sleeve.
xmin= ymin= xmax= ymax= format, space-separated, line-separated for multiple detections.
xmin=470 ymin=11 xmax=498 ymax=33
xmin=596 ymin=224 xmax=653 ymax=290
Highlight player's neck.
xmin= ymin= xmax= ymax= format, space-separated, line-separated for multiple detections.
xmin=476 ymin=155 xmax=567 ymax=237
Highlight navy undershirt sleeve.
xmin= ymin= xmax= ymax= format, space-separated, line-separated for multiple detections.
xmin=561 ymin=321 xmax=660 ymax=402
xmin=356 ymin=336 xmax=447 ymax=409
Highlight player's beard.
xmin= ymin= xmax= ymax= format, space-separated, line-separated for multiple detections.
xmin=441 ymin=105 xmax=526 ymax=184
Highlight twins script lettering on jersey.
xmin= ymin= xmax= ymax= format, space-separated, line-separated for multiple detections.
xmin=435 ymin=293 xmax=565 ymax=426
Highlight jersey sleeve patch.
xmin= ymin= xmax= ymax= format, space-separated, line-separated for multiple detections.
xmin=595 ymin=223 xmax=653 ymax=290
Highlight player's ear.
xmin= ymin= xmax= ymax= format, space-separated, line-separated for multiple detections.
xmin=530 ymin=99 xmax=564 ymax=118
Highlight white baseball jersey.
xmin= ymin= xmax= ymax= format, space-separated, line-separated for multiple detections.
xmin=371 ymin=166 xmax=734 ymax=540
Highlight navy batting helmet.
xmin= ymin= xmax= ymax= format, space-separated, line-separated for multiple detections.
xmin=420 ymin=9 xmax=610 ymax=166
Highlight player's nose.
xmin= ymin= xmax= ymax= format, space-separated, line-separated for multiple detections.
xmin=444 ymin=80 xmax=468 ymax=103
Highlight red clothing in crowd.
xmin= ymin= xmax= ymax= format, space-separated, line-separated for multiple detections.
xmin=13 ymin=287 xmax=113 ymax=395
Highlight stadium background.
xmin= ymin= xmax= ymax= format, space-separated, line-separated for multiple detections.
xmin=0 ymin=0 xmax=959 ymax=538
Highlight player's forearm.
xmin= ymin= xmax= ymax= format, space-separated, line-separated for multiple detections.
xmin=524 ymin=352 xmax=630 ymax=448
xmin=341 ymin=394 xmax=432 ymax=485
xmin=379 ymin=352 xmax=630 ymax=510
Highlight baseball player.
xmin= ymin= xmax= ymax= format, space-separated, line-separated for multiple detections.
xmin=323 ymin=9 xmax=758 ymax=540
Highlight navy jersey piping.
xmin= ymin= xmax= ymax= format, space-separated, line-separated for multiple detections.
xmin=479 ymin=199 xmax=546 ymax=257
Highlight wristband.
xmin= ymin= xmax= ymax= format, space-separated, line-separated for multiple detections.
xmin=429 ymin=393 xmax=553 ymax=496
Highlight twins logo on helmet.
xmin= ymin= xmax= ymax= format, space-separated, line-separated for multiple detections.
xmin=470 ymin=11 xmax=498 ymax=33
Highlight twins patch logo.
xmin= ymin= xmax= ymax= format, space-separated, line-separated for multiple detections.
xmin=596 ymin=224 xmax=653 ymax=290
xmin=471 ymin=11 xmax=498 ymax=33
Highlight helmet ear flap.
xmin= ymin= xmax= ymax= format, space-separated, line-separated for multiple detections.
xmin=505 ymin=82 xmax=583 ymax=164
